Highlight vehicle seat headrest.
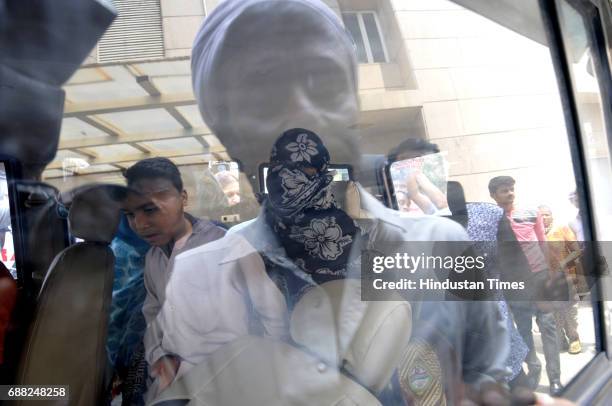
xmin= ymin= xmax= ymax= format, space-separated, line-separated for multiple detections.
xmin=290 ymin=280 xmax=411 ymax=393
xmin=447 ymin=181 xmax=467 ymax=227
xmin=67 ymin=184 xmax=123 ymax=243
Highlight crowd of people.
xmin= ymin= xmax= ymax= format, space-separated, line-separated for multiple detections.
xmin=488 ymin=176 xmax=586 ymax=395
xmin=387 ymin=143 xmax=586 ymax=395
xmin=105 ymin=155 xmax=588 ymax=405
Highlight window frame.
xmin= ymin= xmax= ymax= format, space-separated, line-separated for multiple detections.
xmin=537 ymin=0 xmax=612 ymax=400
xmin=342 ymin=10 xmax=389 ymax=64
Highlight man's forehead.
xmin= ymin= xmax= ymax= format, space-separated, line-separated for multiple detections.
xmin=225 ymin=2 xmax=343 ymax=45
xmin=219 ymin=14 xmax=352 ymax=79
xmin=222 ymin=46 xmax=350 ymax=88
xmin=122 ymin=192 xmax=153 ymax=210
xmin=130 ymin=177 xmax=175 ymax=194
xmin=122 ymin=182 xmax=175 ymax=210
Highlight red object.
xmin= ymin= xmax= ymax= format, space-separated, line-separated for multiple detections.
xmin=0 ymin=263 xmax=17 ymax=364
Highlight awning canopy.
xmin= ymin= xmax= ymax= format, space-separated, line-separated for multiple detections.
xmin=44 ymin=56 xmax=228 ymax=180
xmin=46 ymin=55 xmax=425 ymax=181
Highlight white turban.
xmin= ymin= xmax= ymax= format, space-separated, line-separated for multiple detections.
xmin=191 ymin=0 xmax=357 ymax=134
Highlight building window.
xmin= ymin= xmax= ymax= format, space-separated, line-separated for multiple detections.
xmin=342 ymin=11 xmax=388 ymax=64
xmin=98 ymin=0 xmax=164 ymax=62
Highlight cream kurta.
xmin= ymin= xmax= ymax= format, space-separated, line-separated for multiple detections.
xmin=143 ymin=217 xmax=226 ymax=366
xmin=155 ymin=232 xmax=290 ymax=369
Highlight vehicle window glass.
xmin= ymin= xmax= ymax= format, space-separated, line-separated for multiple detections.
xmin=556 ymin=0 xmax=612 ymax=350
xmin=0 ymin=164 xmax=16 ymax=278
xmin=36 ymin=0 xmax=609 ymax=400
xmin=365 ymin=0 xmax=599 ymax=389
xmin=557 ymin=1 xmax=612 ymax=239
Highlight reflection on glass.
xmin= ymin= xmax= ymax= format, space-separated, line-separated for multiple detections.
xmin=363 ymin=13 xmax=385 ymax=62
xmin=210 ymin=161 xmax=241 ymax=206
xmin=191 ymin=161 xmax=260 ymax=223
xmin=341 ymin=13 xmax=368 ymax=63
xmin=558 ymin=0 xmax=612 ymax=240
xmin=0 ymin=164 xmax=15 ymax=278
xmin=20 ymin=0 xmax=609 ymax=401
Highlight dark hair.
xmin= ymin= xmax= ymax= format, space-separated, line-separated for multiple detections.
xmin=388 ymin=138 xmax=440 ymax=162
xmin=488 ymin=176 xmax=515 ymax=195
xmin=124 ymin=157 xmax=183 ymax=192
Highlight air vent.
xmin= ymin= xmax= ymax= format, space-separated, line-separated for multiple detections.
xmin=98 ymin=0 xmax=164 ymax=62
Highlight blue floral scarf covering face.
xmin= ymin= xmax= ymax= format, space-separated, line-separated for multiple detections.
xmin=264 ymin=128 xmax=362 ymax=302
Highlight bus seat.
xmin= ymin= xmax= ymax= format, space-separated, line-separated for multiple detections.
xmin=14 ymin=181 xmax=69 ymax=286
xmin=290 ymin=280 xmax=412 ymax=394
xmin=446 ymin=181 xmax=468 ymax=227
xmin=15 ymin=184 xmax=122 ymax=406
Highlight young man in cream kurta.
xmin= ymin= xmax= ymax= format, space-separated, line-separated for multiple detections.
xmin=122 ymin=158 xmax=227 ymax=395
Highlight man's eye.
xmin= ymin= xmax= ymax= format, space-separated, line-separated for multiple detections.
xmin=144 ymin=207 xmax=158 ymax=214
xmin=125 ymin=212 xmax=135 ymax=219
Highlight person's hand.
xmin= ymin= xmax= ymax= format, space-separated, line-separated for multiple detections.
xmin=460 ymin=382 xmax=512 ymax=406
xmin=404 ymin=171 xmax=420 ymax=196
xmin=151 ymin=355 xmax=180 ymax=392
xmin=534 ymin=393 xmax=576 ymax=406
xmin=507 ymin=385 xmax=576 ymax=406
xmin=415 ymin=173 xmax=448 ymax=209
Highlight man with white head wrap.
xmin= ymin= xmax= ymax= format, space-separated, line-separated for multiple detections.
xmin=153 ymin=0 xmax=513 ymax=404
xmin=191 ymin=0 xmax=360 ymax=187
